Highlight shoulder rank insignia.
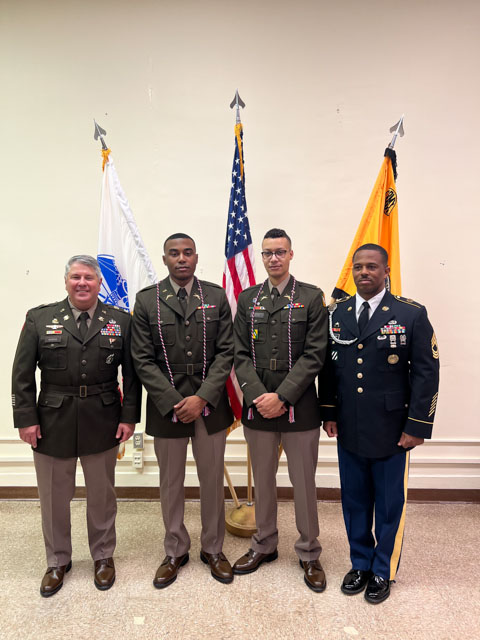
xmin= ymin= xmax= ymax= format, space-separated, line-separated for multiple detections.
xmin=394 ymin=295 xmax=421 ymax=308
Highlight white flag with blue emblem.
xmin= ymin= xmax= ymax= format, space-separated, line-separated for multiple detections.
xmin=98 ymin=152 xmax=157 ymax=311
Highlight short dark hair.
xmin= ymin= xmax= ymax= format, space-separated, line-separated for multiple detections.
xmin=263 ymin=228 xmax=292 ymax=247
xmin=353 ymin=243 xmax=388 ymax=265
xmin=163 ymin=233 xmax=196 ymax=252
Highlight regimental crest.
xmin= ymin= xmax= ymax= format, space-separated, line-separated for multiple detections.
xmin=98 ymin=254 xmax=129 ymax=311
xmin=384 ymin=188 xmax=397 ymax=216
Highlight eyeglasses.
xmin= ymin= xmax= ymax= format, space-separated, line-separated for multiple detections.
xmin=261 ymin=250 xmax=288 ymax=260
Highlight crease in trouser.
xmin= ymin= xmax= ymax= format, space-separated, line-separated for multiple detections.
xmin=34 ymin=451 xmax=76 ymax=567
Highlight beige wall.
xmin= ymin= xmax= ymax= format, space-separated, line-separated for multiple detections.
xmin=1 ymin=0 xmax=479 ymax=488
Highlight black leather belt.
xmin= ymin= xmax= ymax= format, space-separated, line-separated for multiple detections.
xmin=255 ymin=358 xmax=292 ymax=371
xmin=41 ymin=381 xmax=119 ymax=398
xmin=160 ymin=362 xmax=210 ymax=376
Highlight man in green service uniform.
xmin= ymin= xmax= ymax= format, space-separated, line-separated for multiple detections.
xmin=12 ymin=255 xmax=141 ymax=597
xmin=232 ymin=228 xmax=329 ymax=592
xmin=131 ymin=233 xmax=235 ymax=588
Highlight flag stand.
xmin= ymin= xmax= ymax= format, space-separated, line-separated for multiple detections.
xmin=225 ymin=446 xmax=257 ymax=537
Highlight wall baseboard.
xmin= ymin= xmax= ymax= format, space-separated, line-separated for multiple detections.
xmin=0 ymin=486 xmax=478 ymax=503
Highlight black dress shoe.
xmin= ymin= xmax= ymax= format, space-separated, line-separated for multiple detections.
xmin=153 ymin=554 xmax=189 ymax=589
xmin=364 ymin=574 xmax=391 ymax=604
xmin=94 ymin=557 xmax=116 ymax=590
xmin=299 ymin=559 xmax=326 ymax=593
xmin=233 ymin=549 xmax=278 ymax=575
xmin=341 ymin=569 xmax=372 ymax=595
xmin=200 ymin=551 xmax=234 ymax=584
xmin=40 ymin=560 xmax=72 ymax=597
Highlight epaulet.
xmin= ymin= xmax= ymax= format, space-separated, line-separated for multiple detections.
xmin=198 ymin=280 xmax=223 ymax=290
xmin=393 ymin=295 xmax=422 ymax=309
xmin=30 ymin=301 xmax=59 ymax=311
xmin=105 ymin=303 xmax=130 ymax=314
xmin=295 ymin=280 xmax=319 ymax=290
xmin=137 ymin=283 xmax=157 ymax=294
xmin=242 ymin=283 xmax=261 ymax=294
xmin=327 ymin=295 xmax=351 ymax=313
xmin=335 ymin=295 xmax=352 ymax=303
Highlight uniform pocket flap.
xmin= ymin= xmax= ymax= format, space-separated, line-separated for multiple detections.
xmin=385 ymin=391 xmax=408 ymax=411
xmin=38 ymin=393 xmax=64 ymax=409
xmin=101 ymin=391 xmax=119 ymax=406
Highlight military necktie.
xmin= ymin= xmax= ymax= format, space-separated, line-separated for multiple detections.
xmin=358 ymin=301 xmax=370 ymax=333
xmin=271 ymin=287 xmax=280 ymax=303
xmin=78 ymin=311 xmax=89 ymax=341
xmin=178 ymin=287 xmax=188 ymax=316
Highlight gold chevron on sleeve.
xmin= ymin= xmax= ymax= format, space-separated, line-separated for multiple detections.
xmin=428 ymin=392 xmax=438 ymax=417
xmin=431 ymin=332 xmax=439 ymax=359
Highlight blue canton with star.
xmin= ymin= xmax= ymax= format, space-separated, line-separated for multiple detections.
xmin=225 ymin=127 xmax=252 ymax=260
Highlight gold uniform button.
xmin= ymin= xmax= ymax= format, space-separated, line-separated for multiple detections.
xmin=357 ymin=387 xmax=363 ymax=393
xmin=357 ymin=358 xmax=363 ymax=364
xmin=357 ymin=373 xmax=363 ymax=379
xmin=357 ymin=343 xmax=364 ymax=350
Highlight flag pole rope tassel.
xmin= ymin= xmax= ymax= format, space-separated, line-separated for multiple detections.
xmin=101 ymin=148 xmax=111 ymax=171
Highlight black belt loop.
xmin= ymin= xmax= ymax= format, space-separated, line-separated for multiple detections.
xmin=79 ymin=385 xmax=87 ymax=398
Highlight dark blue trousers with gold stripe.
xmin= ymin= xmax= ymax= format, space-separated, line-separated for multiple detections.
xmin=337 ymin=442 xmax=410 ymax=581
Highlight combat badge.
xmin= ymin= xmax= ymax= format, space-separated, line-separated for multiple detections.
xmin=105 ymin=354 xmax=115 ymax=364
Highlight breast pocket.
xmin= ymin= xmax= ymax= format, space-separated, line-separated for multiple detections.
xmin=151 ymin=311 xmax=176 ymax=346
xmin=376 ymin=335 xmax=407 ymax=371
xmin=246 ymin=310 xmax=268 ymax=344
xmin=39 ymin=335 xmax=68 ymax=370
xmin=281 ymin=308 xmax=307 ymax=343
xmin=195 ymin=307 xmax=219 ymax=341
xmin=99 ymin=335 xmax=124 ymax=370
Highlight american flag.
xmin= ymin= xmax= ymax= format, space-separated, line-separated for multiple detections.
xmin=223 ymin=122 xmax=255 ymax=420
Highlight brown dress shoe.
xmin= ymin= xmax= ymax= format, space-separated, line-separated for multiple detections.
xmin=94 ymin=557 xmax=116 ymax=590
xmin=300 ymin=559 xmax=327 ymax=593
xmin=40 ymin=560 xmax=72 ymax=598
xmin=153 ymin=554 xmax=189 ymax=589
xmin=233 ymin=549 xmax=278 ymax=575
xmin=200 ymin=551 xmax=234 ymax=584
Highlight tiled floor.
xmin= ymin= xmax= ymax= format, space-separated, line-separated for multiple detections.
xmin=0 ymin=500 xmax=478 ymax=640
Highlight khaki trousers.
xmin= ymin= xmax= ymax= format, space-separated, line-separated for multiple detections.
xmin=244 ymin=426 xmax=322 ymax=561
xmin=154 ymin=417 xmax=226 ymax=557
xmin=33 ymin=445 xmax=118 ymax=567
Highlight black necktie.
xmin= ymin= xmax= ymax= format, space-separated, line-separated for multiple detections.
xmin=178 ymin=288 xmax=187 ymax=316
xmin=78 ymin=311 xmax=89 ymax=340
xmin=271 ymin=287 xmax=280 ymax=303
xmin=358 ymin=301 xmax=370 ymax=333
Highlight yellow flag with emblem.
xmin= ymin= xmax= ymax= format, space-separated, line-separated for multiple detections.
xmin=332 ymin=148 xmax=401 ymax=298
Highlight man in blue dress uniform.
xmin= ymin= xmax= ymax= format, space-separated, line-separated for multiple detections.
xmin=320 ymin=244 xmax=439 ymax=603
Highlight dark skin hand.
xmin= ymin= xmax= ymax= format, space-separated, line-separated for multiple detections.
xmin=174 ymin=396 xmax=207 ymax=423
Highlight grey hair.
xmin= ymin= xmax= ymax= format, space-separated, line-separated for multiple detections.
xmin=64 ymin=255 xmax=102 ymax=279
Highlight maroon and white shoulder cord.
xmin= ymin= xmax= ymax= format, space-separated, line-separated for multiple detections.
xmin=156 ymin=277 xmax=210 ymax=422
xmin=248 ymin=277 xmax=296 ymax=423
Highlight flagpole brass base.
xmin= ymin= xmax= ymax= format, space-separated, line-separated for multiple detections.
xmin=225 ymin=503 xmax=257 ymax=537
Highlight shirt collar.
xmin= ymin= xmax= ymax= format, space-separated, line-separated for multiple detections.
xmin=68 ymin=298 xmax=98 ymax=321
xmin=355 ymin=289 xmax=386 ymax=319
xmin=268 ymin=274 xmax=291 ymax=295
xmin=169 ymin=276 xmax=194 ymax=297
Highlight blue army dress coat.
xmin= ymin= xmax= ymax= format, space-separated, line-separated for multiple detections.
xmin=12 ymin=298 xmax=141 ymax=458
xmin=234 ymin=276 xmax=328 ymax=432
xmin=131 ymin=277 xmax=234 ymax=438
xmin=320 ymin=290 xmax=440 ymax=458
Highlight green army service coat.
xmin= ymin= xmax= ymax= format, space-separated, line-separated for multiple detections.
xmin=131 ymin=278 xmax=234 ymax=438
xmin=234 ymin=276 xmax=328 ymax=432
xmin=12 ymin=298 xmax=141 ymax=458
